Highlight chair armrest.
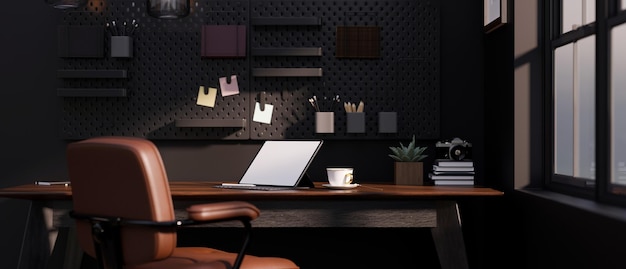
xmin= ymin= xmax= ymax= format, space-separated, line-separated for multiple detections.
xmin=71 ymin=201 xmax=260 ymax=227
xmin=71 ymin=201 xmax=260 ymax=269
xmin=186 ymin=201 xmax=260 ymax=223
xmin=187 ymin=201 xmax=260 ymax=269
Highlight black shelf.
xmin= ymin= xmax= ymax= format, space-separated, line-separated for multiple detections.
xmin=57 ymin=88 xmax=127 ymax=97
xmin=57 ymin=70 xmax=128 ymax=78
xmin=252 ymin=68 xmax=323 ymax=77
xmin=251 ymin=17 xmax=321 ymax=26
xmin=175 ymin=119 xmax=247 ymax=128
xmin=252 ymin=47 xmax=323 ymax=56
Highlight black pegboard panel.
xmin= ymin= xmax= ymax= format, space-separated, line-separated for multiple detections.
xmin=249 ymin=0 xmax=440 ymax=140
xmin=59 ymin=0 xmax=251 ymax=140
xmin=58 ymin=0 xmax=439 ymax=140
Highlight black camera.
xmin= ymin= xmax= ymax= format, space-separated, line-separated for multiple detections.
xmin=436 ymin=137 xmax=472 ymax=160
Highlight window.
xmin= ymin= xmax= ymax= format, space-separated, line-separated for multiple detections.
xmin=550 ymin=0 xmax=597 ymax=192
xmin=553 ymin=36 xmax=595 ymax=182
xmin=609 ymin=18 xmax=626 ymax=195
xmin=548 ymin=0 xmax=626 ymax=206
xmin=561 ymin=0 xmax=595 ymax=34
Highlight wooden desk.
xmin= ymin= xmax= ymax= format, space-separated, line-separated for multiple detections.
xmin=0 ymin=181 xmax=503 ymax=269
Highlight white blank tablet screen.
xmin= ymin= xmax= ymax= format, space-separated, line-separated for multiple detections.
xmin=239 ymin=140 xmax=322 ymax=186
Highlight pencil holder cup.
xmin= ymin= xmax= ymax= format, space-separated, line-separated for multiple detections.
xmin=346 ymin=112 xmax=365 ymax=133
xmin=316 ymin=112 xmax=334 ymax=133
xmin=378 ymin=112 xmax=397 ymax=133
xmin=110 ymin=36 xmax=133 ymax=58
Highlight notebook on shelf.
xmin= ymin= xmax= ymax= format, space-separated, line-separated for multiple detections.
xmin=214 ymin=140 xmax=323 ymax=191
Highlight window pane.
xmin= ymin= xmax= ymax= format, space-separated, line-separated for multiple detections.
xmin=554 ymin=36 xmax=596 ymax=179
xmin=486 ymin=0 xmax=501 ymax=25
xmin=555 ymin=44 xmax=575 ymax=176
xmin=611 ymin=23 xmax=626 ymax=185
xmin=576 ymin=36 xmax=595 ymax=180
xmin=562 ymin=0 xmax=596 ymax=33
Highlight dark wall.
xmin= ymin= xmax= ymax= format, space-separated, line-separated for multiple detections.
xmin=483 ymin=1 xmax=626 ymax=269
xmin=0 ymin=2 xmax=66 ymax=269
xmin=482 ymin=17 xmax=519 ymax=269
xmin=0 ymin=1 xmax=487 ymax=269
xmin=515 ymin=193 xmax=626 ymax=269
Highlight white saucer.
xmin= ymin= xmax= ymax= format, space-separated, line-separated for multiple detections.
xmin=322 ymin=183 xmax=359 ymax=189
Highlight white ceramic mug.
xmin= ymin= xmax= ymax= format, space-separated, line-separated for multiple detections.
xmin=326 ymin=168 xmax=354 ymax=186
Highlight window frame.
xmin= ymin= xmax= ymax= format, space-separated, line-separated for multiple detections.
xmin=484 ymin=0 xmax=508 ymax=33
xmin=545 ymin=0 xmax=626 ymax=207
xmin=601 ymin=6 xmax=626 ymax=205
xmin=545 ymin=0 xmax=597 ymax=200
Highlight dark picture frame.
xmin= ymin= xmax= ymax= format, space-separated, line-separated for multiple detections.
xmin=484 ymin=0 xmax=507 ymax=33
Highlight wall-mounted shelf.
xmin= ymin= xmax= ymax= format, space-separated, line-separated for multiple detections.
xmin=57 ymin=70 xmax=128 ymax=78
xmin=252 ymin=68 xmax=323 ymax=77
xmin=252 ymin=47 xmax=322 ymax=56
xmin=251 ymin=17 xmax=321 ymax=26
xmin=175 ymin=119 xmax=247 ymax=128
xmin=57 ymin=88 xmax=127 ymax=97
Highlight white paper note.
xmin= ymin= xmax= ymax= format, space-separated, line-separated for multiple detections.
xmin=253 ymin=102 xmax=273 ymax=124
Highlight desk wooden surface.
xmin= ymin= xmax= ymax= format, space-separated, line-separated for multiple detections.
xmin=0 ymin=181 xmax=502 ymax=269
xmin=0 ymin=181 xmax=503 ymax=201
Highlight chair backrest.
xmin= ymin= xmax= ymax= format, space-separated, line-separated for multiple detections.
xmin=66 ymin=136 xmax=177 ymax=265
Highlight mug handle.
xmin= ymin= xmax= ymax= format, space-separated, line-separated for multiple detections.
xmin=344 ymin=173 xmax=354 ymax=184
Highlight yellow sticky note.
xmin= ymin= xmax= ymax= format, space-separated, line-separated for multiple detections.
xmin=196 ymin=86 xmax=217 ymax=107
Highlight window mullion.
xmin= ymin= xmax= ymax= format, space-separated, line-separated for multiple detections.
xmin=596 ymin=0 xmax=609 ymax=200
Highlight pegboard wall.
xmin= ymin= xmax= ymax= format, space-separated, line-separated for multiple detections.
xmin=58 ymin=0 xmax=440 ymax=140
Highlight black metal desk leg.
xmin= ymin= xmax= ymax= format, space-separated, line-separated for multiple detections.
xmin=431 ymin=201 xmax=469 ymax=269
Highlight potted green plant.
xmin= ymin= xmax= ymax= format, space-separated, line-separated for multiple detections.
xmin=389 ymin=135 xmax=428 ymax=185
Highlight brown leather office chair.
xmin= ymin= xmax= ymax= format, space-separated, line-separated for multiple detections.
xmin=66 ymin=136 xmax=299 ymax=269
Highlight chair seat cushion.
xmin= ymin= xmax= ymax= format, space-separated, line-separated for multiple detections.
xmin=128 ymin=247 xmax=299 ymax=269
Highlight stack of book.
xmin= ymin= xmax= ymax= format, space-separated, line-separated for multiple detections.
xmin=429 ymin=159 xmax=474 ymax=186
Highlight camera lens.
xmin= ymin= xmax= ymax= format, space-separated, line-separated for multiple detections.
xmin=449 ymin=144 xmax=468 ymax=160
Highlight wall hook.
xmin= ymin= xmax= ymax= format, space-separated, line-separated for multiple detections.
xmin=258 ymin=91 xmax=266 ymax=111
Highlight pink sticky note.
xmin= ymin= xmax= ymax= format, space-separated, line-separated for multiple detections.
xmin=219 ymin=75 xmax=240 ymax=97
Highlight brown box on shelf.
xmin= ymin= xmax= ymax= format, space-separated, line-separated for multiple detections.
xmin=201 ymin=25 xmax=246 ymax=58
xmin=336 ymin=26 xmax=381 ymax=58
